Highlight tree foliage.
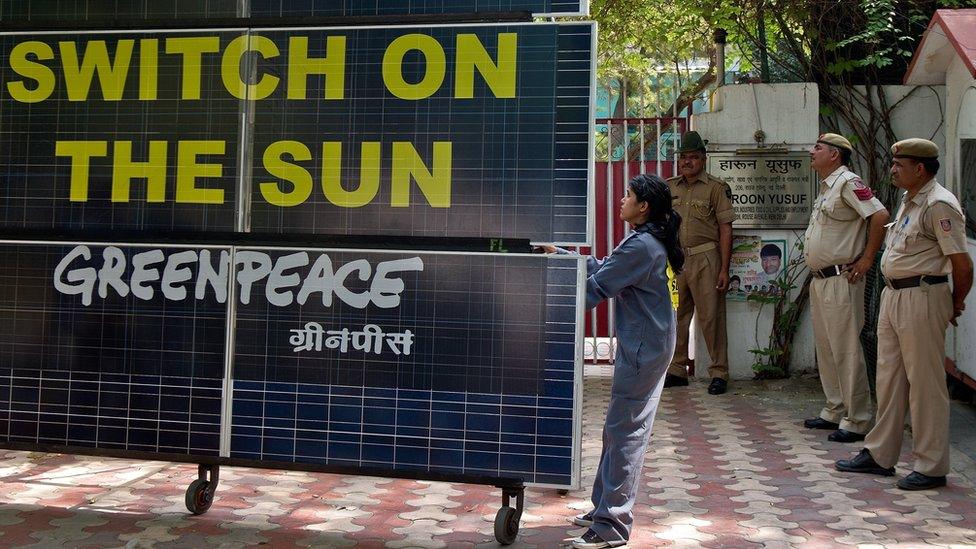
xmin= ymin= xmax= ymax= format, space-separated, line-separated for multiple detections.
xmin=591 ymin=0 xmax=711 ymax=81
xmin=589 ymin=0 xmax=719 ymax=119
xmin=594 ymin=0 xmax=976 ymax=190
xmin=696 ymin=0 xmax=976 ymax=201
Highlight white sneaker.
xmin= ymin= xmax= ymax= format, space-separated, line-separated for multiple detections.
xmin=571 ymin=529 xmax=627 ymax=548
xmin=572 ymin=512 xmax=594 ymax=527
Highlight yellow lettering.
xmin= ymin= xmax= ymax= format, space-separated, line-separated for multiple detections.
xmin=139 ymin=39 xmax=158 ymax=100
xmin=112 ymin=141 xmax=167 ymax=202
xmin=455 ymin=33 xmax=517 ymax=99
xmin=321 ymin=142 xmax=380 ymax=207
xmin=59 ymin=39 xmax=134 ymax=101
xmin=165 ymin=37 xmax=220 ymax=100
xmin=391 ymin=142 xmax=451 ymax=207
xmin=286 ymin=36 xmax=346 ymax=100
xmin=260 ymin=141 xmax=312 ymax=207
xmin=7 ymin=41 xmax=56 ymax=103
xmin=176 ymin=141 xmax=225 ymax=204
xmin=55 ymin=141 xmax=108 ymax=202
xmin=382 ymin=34 xmax=445 ymax=100
xmin=222 ymin=35 xmax=280 ymax=100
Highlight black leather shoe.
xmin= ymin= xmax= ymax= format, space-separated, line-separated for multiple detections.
xmin=707 ymin=378 xmax=727 ymax=395
xmin=835 ymin=449 xmax=895 ymax=476
xmin=804 ymin=417 xmax=840 ymax=430
xmin=828 ymin=429 xmax=866 ymax=443
xmin=897 ymin=471 xmax=947 ymax=491
xmin=663 ymin=373 xmax=689 ymax=388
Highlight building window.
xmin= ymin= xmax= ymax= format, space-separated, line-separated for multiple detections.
xmin=963 ymin=139 xmax=976 ymax=239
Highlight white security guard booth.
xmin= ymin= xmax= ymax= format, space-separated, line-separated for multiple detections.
xmin=903 ymin=8 xmax=976 ymax=386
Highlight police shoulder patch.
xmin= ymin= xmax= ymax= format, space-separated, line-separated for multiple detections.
xmin=725 ymin=185 xmax=733 ymax=199
xmin=940 ymin=218 xmax=952 ymax=232
xmin=851 ymin=177 xmax=874 ymax=201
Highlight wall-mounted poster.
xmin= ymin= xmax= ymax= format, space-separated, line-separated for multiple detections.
xmin=728 ymin=236 xmax=786 ymax=302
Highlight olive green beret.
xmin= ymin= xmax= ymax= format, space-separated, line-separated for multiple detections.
xmin=891 ymin=138 xmax=939 ymax=159
xmin=816 ymin=133 xmax=853 ymax=152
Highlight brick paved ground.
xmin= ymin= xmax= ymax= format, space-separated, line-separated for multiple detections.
xmin=2 ymin=371 xmax=975 ymax=548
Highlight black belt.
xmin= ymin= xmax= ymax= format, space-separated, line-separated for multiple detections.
xmin=813 ymin=265 xmax=846 ymax=279
xmin=885 ymin=275 xmax=949 ymax=289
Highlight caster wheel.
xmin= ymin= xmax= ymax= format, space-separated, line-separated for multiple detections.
xmin=185 ymin=478 xmax=213 ymax=515
xmin=494 ymin=505 xmax=520 ymax=545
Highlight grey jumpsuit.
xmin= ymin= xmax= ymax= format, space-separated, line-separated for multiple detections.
xmin=567 ymin=224 xmax=677 ymax=543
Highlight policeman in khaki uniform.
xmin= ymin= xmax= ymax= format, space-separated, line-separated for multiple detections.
xmin=803 ymin=133 xmax=889 ymax=443
xmin=665 ymin=131 xmax=736 ymax=395
xmin=836 ymin=138 xmax=974 ymax=491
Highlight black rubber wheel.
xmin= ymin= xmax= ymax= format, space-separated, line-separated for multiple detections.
xmin=557 ymin=489 xmax=569 ymax=496
xmin=185 ymin=478 xmax=213 ymax=515
xmin=494 ymin=506 xmax=520 ymax=545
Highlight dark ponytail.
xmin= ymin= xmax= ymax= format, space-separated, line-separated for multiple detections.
xmin=629 ymin=174 xmax=685 ymax=273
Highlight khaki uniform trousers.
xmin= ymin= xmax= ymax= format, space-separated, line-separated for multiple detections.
xmin=809 ymin=276 xmax=873 ymax=434
xmin=668 ymin=247 xmax=729 ymax=380
xmin=864 ymin=283 xmax=952 ymax=476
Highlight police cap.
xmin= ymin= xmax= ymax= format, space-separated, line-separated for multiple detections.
xmin=816 ymin=133 xmax=853 ymax=152
xmin=678 ymin=131 xmax=708 ymax=153
xmin=891 ymin=138 xmax=939 ymax=159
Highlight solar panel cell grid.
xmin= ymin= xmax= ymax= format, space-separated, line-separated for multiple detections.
xmin=0 ymin=0 xmax=585 ymax=20
xmin=0 ymin=0 xmax=240 ymax=21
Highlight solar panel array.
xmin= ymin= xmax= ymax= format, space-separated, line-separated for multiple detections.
xmin=0 ymin=11 xmax=591 ymax=489
xmin=0 ymin=0 xmax=585 ymax=21
xmin=0 ymin=0 xmax=238 ymax=21
xmin=247 ymin=24 xmax=591 ymax=242
xmin=0 ymin=23 xmax=592 ymax=243
xmin=249 ymin=0 xmax=585 ymax=17
xmin=0 ymin=30 xmax=242 ymax=233
xmin=231 ymin=248 xmax=579 ymax=484
xmin=0 ymin=242 xmax=579 ymax=485
xmin=0 ymin=243 xmax=227 ymax=456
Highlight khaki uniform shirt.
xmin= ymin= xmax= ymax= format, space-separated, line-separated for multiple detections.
xmin=881 ymin=179 xmax=968 ymax=279
xmin=804 ymin=166 xmax=886 ymax=271
xmin=667 ymin=172 xmax=736 ymax=248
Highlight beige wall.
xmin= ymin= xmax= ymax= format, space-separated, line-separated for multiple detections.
xmin=690 ymin=84 xmax=818 ymax=379
xmin=831 ymin=85 xmax=946 ymax=181
xmin=695 ymin=83 xmax=820 ymax=148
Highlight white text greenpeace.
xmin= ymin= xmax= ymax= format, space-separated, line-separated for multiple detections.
xmin=53 ymin=245 xmax=423 ymax=308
